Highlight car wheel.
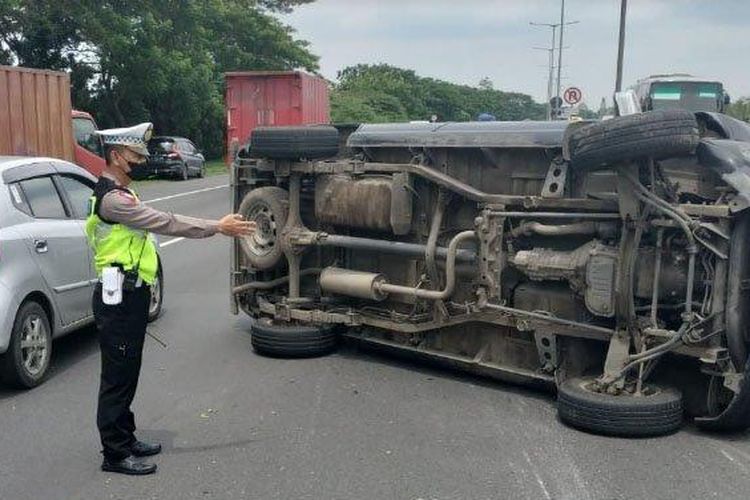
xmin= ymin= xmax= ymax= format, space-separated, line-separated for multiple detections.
xmin=568 ymin=109 xmax=700 ymax=169
xmin=557 ymin=376 xmax=683 ymax=437
xmin=238 ymin=187 xmax=289 ymax=270
xmin=0 ymin=301 xmax=52 ymax=389
xmin=148 ymin=264 xmax=164 ymax=323
xmin=249 ymin=126 xmax=339 ymax=160
xmin=250 ymin=317 xmax=338 ymax=358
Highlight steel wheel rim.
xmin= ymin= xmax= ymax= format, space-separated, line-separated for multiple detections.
xmin=149 ymin=276 xmax=162 ymax=317
xmin=244 ymin=203 xmax=277 ymax=257
xmin=581 ymin=379 xmax=661 ymax=398
xmin=20 ymin=315 xmax=48 ymax=376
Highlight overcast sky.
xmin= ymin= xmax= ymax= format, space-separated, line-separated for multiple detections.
xmin=283 ymin=0 xmax=750 ymax=109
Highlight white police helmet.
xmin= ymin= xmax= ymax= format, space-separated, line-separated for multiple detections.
xmin=95 ymin=122 xmax=154 ymax=157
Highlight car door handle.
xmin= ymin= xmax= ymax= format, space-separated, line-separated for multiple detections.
xmin=34 ymin=239 xmax=48 ymax=254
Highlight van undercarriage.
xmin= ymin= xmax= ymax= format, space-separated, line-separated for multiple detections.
xmin=231 ymin=111 xmax=750 ymax=436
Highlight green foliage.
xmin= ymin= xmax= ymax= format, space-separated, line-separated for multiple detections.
xmin=331 ymin=64 xmax=546 ymax=123
xmin=727 ymin=97 xmax=750 ymax=123
xmin=0 ymin=0 xmax=317 ymax=158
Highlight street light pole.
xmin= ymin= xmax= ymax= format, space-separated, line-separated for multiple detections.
xmin=555 ymin=0 xmax=566 ymax=108
xmin=615 ymin=0 xmax=628 ymax=92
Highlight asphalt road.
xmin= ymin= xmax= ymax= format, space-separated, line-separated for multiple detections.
xmin=1 ymin=174 xmax=749 ymax=500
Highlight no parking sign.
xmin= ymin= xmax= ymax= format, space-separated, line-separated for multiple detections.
xmin=564 ymin=87 xmax=582 ymax=105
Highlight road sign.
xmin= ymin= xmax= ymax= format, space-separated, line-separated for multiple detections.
xmin=550 ymin=96 xmax=563 ymax=109
xmin=564 ymin=87 xmax=582 ymax=105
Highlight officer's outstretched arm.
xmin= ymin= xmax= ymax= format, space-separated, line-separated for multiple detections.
xmin=100 ymin=190 xmax=254 ymax=238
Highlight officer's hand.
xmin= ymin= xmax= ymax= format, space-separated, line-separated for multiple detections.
xmin=218 ymin=214 xmax=256 ymax=237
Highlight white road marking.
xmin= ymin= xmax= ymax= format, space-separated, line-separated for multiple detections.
xmin=720 ymin=449 xmax=736 ymax=463
xmin=160 ymin=237 xmax=185 ymax=248
xmin=143 ymin=184 xmax=228 ymax=204
xmin=522 ymin=450 xmax=552 ymax=500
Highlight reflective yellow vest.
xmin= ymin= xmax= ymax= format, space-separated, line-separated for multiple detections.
xmin=85 ymin=179 xmax=158 ymax=285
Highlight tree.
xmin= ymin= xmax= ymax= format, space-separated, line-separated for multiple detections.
xmin=478 ymin=77 xmax=494 ymax=90
xmin=0 ymin=0 xmax=318 ymax=158
xmin=727 ymin=97 xmax=750 ymax=123
xmin=331 ymin=64 xmax=545 ymax=123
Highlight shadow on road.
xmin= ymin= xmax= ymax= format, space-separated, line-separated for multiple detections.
xmin=336 ymin=339 xmax=554 ymax=405
xmin=137 ymin=428 xmax=269 ymax=455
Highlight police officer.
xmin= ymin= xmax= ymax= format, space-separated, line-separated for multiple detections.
xmin=86 ymin=123 xmax=254 ymax=475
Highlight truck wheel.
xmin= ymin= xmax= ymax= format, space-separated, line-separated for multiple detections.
xmin=250 ymin=318 xmax=338 ymax=358
xmin=0 ymin=301 xmax=52 ymax=389
xmin=569 ymin=109 xmax=700 ymax=169
xmin=238 ymin=187 xmax=289 ymax=270
xmin=557 ymin=376 xmax=683 ymax=437
xmin=249 ymin=126 xmax=339 ymax=160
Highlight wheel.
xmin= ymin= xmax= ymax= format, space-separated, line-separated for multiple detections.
xmin=725 ymin=212 xmax=750 ymax=369
xmin=249 ymin=126 xmax=339 ymax=160
xmin=179 ymin=163 xmax=189 ymax=181
xmin=148 ymin=264 xmax=164 ymax=323
xmin=0 ymin=301 xmax=52 ymax=389
xmin=569 ymin=109 xmax=700 ymax=169
xmin=557 ymin=376 xmax=683 ymax=437
xmin=250 ymin=317 xmax=338 ymax=358
xmin=238 ymin=187 xmax=289 ymax=270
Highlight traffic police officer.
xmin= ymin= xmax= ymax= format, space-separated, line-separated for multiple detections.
xmin=86 ymin=123 xmax=254 ymax=475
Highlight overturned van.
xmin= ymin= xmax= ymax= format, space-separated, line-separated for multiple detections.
xmin=230 ymin=110 xmax=750 ymax=436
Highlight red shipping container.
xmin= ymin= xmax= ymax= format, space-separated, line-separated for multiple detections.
xmin=224 ymin=71 xmax=330 ymax=162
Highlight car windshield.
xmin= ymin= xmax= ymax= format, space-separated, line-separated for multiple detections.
xmin=649 ymin=81 xmax=723 ymax=112
xmin=148 ymin=139 xmax=175 ymax=154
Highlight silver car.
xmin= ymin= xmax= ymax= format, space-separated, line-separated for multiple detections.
xmin=0 ymin=157 xmax=163 ymax=388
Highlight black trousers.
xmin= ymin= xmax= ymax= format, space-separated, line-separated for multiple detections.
xmin=92 ymin=283 xmax=151 ymax=460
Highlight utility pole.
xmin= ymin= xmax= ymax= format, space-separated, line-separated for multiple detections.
xmin=555 ymin=0 xmax=579 ymax=111
xmin=615 ymin=0 xmax=628 ymax=92
xmin=531 ymin=22 xmax=557 ymax=120
xmin=532 ymin=41 xmax=556 ymax=120
xmin=531 ymin=1 xmax=578 ymax=120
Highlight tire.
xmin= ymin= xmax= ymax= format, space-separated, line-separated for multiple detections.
xmin=251 ymin=317 xmax=338 ymax=358
xmin=250 ymin=126 xmax=339 ymax=160
xmin=148 ymin=263 xmax=164 ymax=323
xmin=557 ymin=376 xmax=683 ymax=437
xmin=0 ymin=301 xmax=52 ymax=389
xmin=238 ymin=187 xmax=289 ymax=270
xmin=569 ymin=109 xmax=700 ymax=169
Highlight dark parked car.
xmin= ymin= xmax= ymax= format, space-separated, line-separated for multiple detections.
xmin=138 ymin=137 xmax=206 ymax=181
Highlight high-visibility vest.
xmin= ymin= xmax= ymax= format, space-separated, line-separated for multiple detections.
xmin=85 ymin=178 xmax=158 ymax=285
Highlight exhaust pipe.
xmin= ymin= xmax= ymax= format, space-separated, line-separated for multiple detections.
xmin=320 ymin=231 xmax=478 ymax=302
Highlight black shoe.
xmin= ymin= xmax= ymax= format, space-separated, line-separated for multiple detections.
xmin=101 ymin=455 xmax=157 ymax=475
xmin=130 ymin=440 xmax=162 ymax=457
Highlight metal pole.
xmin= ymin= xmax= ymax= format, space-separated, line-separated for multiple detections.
xmin=547 ymin=26 xmax=557 ymax=120
xmin=555 ymin=0 xmax=565 ymax=111
xmin=615 ymin=0 xmax=628 ymax=92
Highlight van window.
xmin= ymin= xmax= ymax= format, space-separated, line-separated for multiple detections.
xmin=73 ymin=116 xmax=104 ymax=157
